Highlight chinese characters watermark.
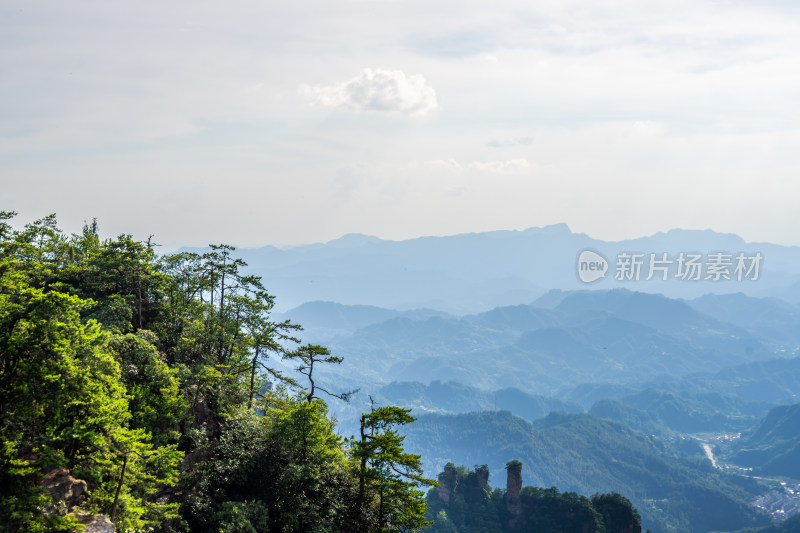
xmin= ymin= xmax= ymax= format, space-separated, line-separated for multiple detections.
xmin=577 ymin=250 xmax=763 ymax=284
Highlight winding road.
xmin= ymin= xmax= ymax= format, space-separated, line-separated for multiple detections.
xmin=702 ymin=443 xmax=719 ymax=469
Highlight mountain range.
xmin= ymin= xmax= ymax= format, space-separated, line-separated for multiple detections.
xmin=222 ymin=227 xmax=800 ymax=531
xmin=217 ymin=224 xmax=800 ymax=313
xmin=274 ymin=289 xmax=799 ymax=398
xmin=403 ymin=410 xmax=771 ymax=533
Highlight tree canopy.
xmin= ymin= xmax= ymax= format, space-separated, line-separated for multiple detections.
xmin=0 ymin=212 xmax=433 ymax=532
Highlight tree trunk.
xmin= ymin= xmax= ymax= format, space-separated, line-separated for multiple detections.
xmin=248 ymin=346 xmax=259 ymax=409
xmin=111 ymin=454 xmax=128 ymax=522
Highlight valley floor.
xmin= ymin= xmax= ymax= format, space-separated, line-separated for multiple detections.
xmin=754 ymin=483 xmax=800 ymax=520
xmin=700 ymin=435 xmax=800 ymax=522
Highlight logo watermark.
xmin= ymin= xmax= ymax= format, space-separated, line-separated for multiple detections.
xmin=577 ymin=250 xmax=609 ymax=283
xmin=577 ymin=250 xmax=763 ymax=284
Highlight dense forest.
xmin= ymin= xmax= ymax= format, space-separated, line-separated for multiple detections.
xmin=0 ymin=212 xmax=435 ymax=532
xmin=424 ymin=461 xmax=643 ymax=533
xmin=404 ymin=410 xmax=771 ymax=533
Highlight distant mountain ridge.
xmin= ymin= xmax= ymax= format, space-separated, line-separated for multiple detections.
xmin=293 ymin=289 xmax=783 ymax=396
xmin=403 ymin=410 xmax=771 ymax=533
xmin=726 ymin=402 xmax=800 ymax=479
xmin=205 ymin=224 xmax=800 ymax=312
xmin=273 ymin=301 xmax=449 ymax=343
xmin=269 ymin=289 xmax=800 ymax=457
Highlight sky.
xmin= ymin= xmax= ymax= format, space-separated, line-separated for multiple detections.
xmin=2 ymin=0 xmax=800 ymax=249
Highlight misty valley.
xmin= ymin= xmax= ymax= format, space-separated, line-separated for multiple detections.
xmin=271 ymin=289 xmax=800 ymax=533
xmin=2 ymin=214 xmax=800 ymax=533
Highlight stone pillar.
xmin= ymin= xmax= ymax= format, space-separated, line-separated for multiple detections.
xmin=505 ymin=460 xmax=523 ymax=520
xmin=505 ymin=460 xmax=522 ymax=501
xmin=436 ymin=463 xmax=459 ymax=504
xmin=475 ymin=465 xmax=490 ymax=493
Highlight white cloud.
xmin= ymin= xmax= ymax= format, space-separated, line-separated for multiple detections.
xmin=468 ymin=159 xmax=531 ymax=174
xmin=299 ymin=68 xmax=437 ymax=116
xmin=423 ymin=159 xmax=463 ymax=171
xmin=487 ymin=137 xmax=533 ymax=148
xmin=5 ymin=0 xmax=800 ymax=247
xmin=418 ymin=158 xmax=532 ymax=174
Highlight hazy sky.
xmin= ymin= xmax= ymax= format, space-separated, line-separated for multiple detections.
xmin=3 ymin=0 xmax=800 ymax=248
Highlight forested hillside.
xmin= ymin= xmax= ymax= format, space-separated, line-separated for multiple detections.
xmin=403 ymin=410 xmax=772 ymax=533
xmin=425 ymin=461 xmax=643 ymax=533
xmin=0 ymin=212 xmax=434 ymax=532
xmin=4 ymin=211 xmax=790 ymax=533
xmin=723 ymin=403 xmax=800 ymax=479
xmin=284 ymin=289 xmax=791 ymax=399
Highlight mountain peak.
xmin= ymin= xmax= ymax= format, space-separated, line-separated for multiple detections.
xmin=651 ymin=228 xmax=746 ymax=245
xmin=522 ymin=222 xmax=573 ymax=235
xmin=324 ymin=233 xmax=382 ymax=247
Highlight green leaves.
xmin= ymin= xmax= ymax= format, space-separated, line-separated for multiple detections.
xmin=425 ymin=464 xmax=643 ymax=533
xmin=0 ymin=211 xmax=436 ymax=532
xmin=86 ymin=427 xmax=182 ymax=532
xmin=184 ymin=399 xmax=357 ymax=532
xmin=351 ymin=403 xmax=437 ymax=532
xmin=0 ymin=228 xmax=182 ymax=532
xmin=285 ymin=344 xmax=355 ymax=403
xmin=108 ymin=332 xmax=187 ymax=445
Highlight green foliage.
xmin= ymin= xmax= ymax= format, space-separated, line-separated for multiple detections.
xmin=285 ymin=344 xmax=354 ymax=403
xmin=0 ymin=230 xmax=182 ymax=531
xmin=595 ymin=388 xmax=760 ymax=434
xmin=505 ymin=460 xmax=521 ymax=476
xmin=108 ymin=331 xmax=187 ymax=445
xmin=350 ymin=403 xmax=438 ymax=532
xmin=182 ymin=399 xmax=359 ymax=532
xmin=592 ymin=492 xmax=643 ymax=533
xmin=719 ymin=513 xmax=800 ymax=533
xmin=375 ymin=380 xmax=583 ymax=423
xmin=84 ymin=427 xmax=182 ymax=532
xmin=425 ymin=462 xmax=642 ymax=533
xmin=425 ymin=463 xmax=502 ymax=533
xmin=0 ymin=211 xmax=432 ymax=533
xmin=404 ymin=410 xmax=771 ymax=533
xmin=516 ymin=486 xmax=604 ymax=533
xmin=722 ymin=402 xmax=800 ymax=479
xmin=213 ymin=501 xmax=270 ymax=533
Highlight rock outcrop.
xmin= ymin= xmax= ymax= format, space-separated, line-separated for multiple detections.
xmin=77 ymin=514 xmax=116 ymax=533
xmin=436 ymin=463 xmax=460 ymax=504
xmin=505 ymin=460 xmax=522 ymax=502
xmin=38 ymin=469 xmax=116 ymax=532
xmin=505 ymin=460 xmax=523 ymax=524
xmin=436 ymin=463 xmax=493 ymax=503
xmin=38 ymin=468 xmax=88 ymax=515
xmin=430 ymin=460 xmax=639 ymax=533
xmin=475 ymin=464 xmax=490 ymax=493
